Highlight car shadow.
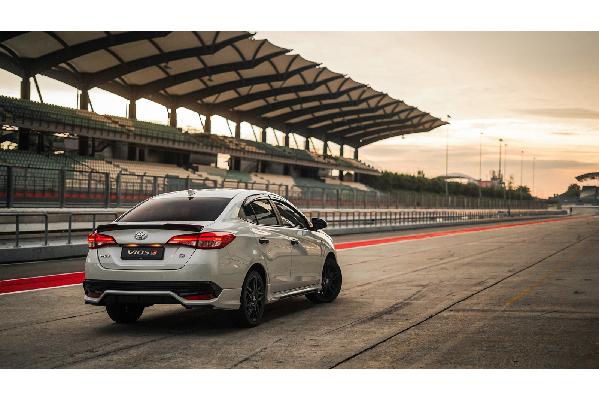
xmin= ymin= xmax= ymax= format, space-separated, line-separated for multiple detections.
xmin=92 ymin=296 xmax=319 ymax=336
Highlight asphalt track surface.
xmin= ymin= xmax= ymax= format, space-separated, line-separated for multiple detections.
xmin=1 ymin=215 xmax=598 ymax=368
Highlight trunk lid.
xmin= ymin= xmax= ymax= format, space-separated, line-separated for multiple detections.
xmin=94 ymin=222 xmax=205 ymax=270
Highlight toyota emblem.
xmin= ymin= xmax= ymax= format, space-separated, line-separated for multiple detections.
xmin=134 ymin=231 xmax=148 ymax=240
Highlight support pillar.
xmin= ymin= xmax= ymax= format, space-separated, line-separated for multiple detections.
xmin=231 ymin=119 xmax=242 ymax=170
xmin=235 ymin=120 xmax=241 ymax=139
xmin=339 ymin=144 xmax=344 ymax=181
xmin=36 ymin=133 xmax=44 ymax=153
xmin=79 ymin=89 xmax=89 ymax=111
xmin=169 ymin=106 xmax=177 ymax=128
xmin=128 ymin=99 xmax=137 ymax=120
xmin=18 ymin=78 xmax=31 ymax=150
xmin=78 ymin=136 xmax=89 ymax=156
xmin=18 ymin=129 xmax=30 ymax=151
xmin=305 ymin=136 xmax=311 ymax=151
xmin=284 ymin=133 xmax=290 ymax=147
xmin=20 ymin=78 xmax=31 ymax=100
xmin=261 ymin=128 xmax=267 ymax=143
xmin=323 ymin=139 xmax=328 ymax=156
xmin=353 ymin=147 xmax=359 ymax=160
xmin=78 ymin=89 xmax=90 ymax=155
xmin=204 ymin=113 xmax=211 ymax=133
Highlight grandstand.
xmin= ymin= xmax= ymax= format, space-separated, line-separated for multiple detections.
xmin=0 ymin=31 xmax=446 ymax=208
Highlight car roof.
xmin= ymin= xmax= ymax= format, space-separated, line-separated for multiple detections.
xmin=152 ymin=188 xmax=271 ymax=200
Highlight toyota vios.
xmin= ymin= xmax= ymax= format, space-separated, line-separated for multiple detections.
xmin=83 ymin=189 xmax=342 ymax=327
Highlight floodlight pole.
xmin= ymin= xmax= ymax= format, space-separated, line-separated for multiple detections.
xmin=504 ymin=143 xmax=508 ymax=200
xmin=479 ymin=132 xmax=483 ymax=199
xmin=530 ymin=156 xmax=537 ymax=196
xmin=498 ymin=138 xmax=503 ymax=184
xmin=520 ymin=150 xmax=524 ymax=200
xmin=504 ymin=142 xmax=510 ymax=214
xmin=444 ymin=116 xmax=451 ymax=207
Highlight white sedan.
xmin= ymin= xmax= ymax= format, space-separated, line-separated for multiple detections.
xmin=83 ymin=189 xmax=342 ymax=327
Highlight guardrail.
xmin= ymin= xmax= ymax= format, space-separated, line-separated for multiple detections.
xmin=304 ymin=209 xmax=567 ymax=230
xmin=0 ymin=209 xmax=566 ymax=250
xmin=0 ymin=211 xmax=119 ymax=248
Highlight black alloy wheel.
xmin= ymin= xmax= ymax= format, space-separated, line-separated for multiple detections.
xmin=306 ymin=257 xmax=342 ymax=303
xmin=236 ymin=269 xmax=266 ymax=327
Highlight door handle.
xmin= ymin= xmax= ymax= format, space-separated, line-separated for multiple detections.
xmin=258 ymin=237 xmax=270 ymax=244
xmin=290 ymin=238 xmax=299 ymax=245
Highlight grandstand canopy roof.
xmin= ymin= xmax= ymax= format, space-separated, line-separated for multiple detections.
xmin=0 ymin=31 xmax=446 ymax=148
xmin=576 ymin=172 xmax=599 ymax=182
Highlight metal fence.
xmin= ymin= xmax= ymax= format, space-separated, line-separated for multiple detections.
xmin=1 ymin=165 xmax=545 ymax=210
xmin=303 ymin=209 xmax=566 ymax=229
xmin=0 ymin=211 xmax=119 ymax=248
xmin=0 ymin=208 xmax=566 ymax=250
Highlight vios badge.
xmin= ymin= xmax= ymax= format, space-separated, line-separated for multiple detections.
xmin=134 ymin=231 xmax=148 ymax=240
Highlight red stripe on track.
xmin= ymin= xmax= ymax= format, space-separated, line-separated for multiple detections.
xmin=0 ymin=216 xmax=578 ymax=295
xmin=0 ymin=272 xmax=84 ymax=294
xmin=335 ymin=217 xmax=576 ymax=250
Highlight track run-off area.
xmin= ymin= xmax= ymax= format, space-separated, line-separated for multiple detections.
xmin=1 ymin=214 xmax=598 ymax=368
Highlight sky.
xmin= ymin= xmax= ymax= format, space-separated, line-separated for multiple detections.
xmin=2 ymin=32 xmax=599 ymax=198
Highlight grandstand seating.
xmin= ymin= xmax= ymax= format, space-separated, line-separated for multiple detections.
xmin=111 ymin=160 xmax=196 ymax=179
xmin=0 ymin=150 xmax=97 ymax=185
xmin=251 ymin=172 xmax=291 ymax=186
xmin=225 ymin=170 xmax=252 ymax=182
xmin=0 ymin=149 xmax=376 ymax=196
xmin=194 ymin=164 xmax=227 ymax=183
xmin=0 ymin=95 xmax=123 ymax=134
xmin=0 ymin=96 xmax=196 ymax=145
xmin=339 ymin=181 xmax=372 ymax=191
xmin=0 ymin=95 xmax=378 ymax=174
xmin=580 ymin=186 xmax=598 ymax=202
xmin=73 ymin=157 xmax=122 ymax=176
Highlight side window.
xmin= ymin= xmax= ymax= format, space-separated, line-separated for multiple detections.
xmin=250 ymin=199 xmax=279 ymax=226
xmin=239 ymin=202 xmax=258 ymax=224
xmin=274 ymin=201 xmax=309 ymax=229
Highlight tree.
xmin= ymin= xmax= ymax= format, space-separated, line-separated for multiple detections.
xmin=563 ymin=183 xmax=581 ymax=198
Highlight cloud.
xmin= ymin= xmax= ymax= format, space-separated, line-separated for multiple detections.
xmin=514 ymin=108 xmax=599 ymax=119
xmin=532 ymin=159 xmax=598 ymax=170
xmin=550 ymin=131 xmax=580 ymax=136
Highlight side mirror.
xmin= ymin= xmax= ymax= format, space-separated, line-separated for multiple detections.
xmin=311 ymin=217 xmax=327 ymax=231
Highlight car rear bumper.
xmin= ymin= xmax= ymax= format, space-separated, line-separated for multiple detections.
xmin=83 ymin=279 xmax=241 ymax=310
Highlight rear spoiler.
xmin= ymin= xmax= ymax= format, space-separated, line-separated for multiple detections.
xmin=95 ymin=223 xmax=203 ymax=233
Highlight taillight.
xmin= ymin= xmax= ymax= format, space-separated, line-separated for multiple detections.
xmin=87 ymin=232 xmax=117 ymax=249
xmin=167 ymin=232 xmax=235 ymax=249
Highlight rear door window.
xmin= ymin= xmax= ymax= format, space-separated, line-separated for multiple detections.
xmin=119 ymin=197 xmax=231 ymax=222
xmin=250 ymin=199 xmax=279 ymax=226
xmin=239 ymin=202 xmax=258 ymax=224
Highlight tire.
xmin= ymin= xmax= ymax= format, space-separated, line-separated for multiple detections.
xmin=306 ymin=257 xmax=342 ymax=303
xmin=235 ymin=269 xmax=267 ymax=328
xmin=106 ymin=303 xmax=144 ymax=324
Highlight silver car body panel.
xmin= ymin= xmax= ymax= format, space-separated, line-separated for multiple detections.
xmin=84 ymin=189 xmax=336 ymax=310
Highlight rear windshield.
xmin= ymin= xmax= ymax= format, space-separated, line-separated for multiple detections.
xmin=119 ymin=197 xmax=231 ymax=222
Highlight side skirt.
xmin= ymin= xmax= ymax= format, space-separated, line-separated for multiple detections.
xmin=269 ymin=284 xmax=321 ymax=302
